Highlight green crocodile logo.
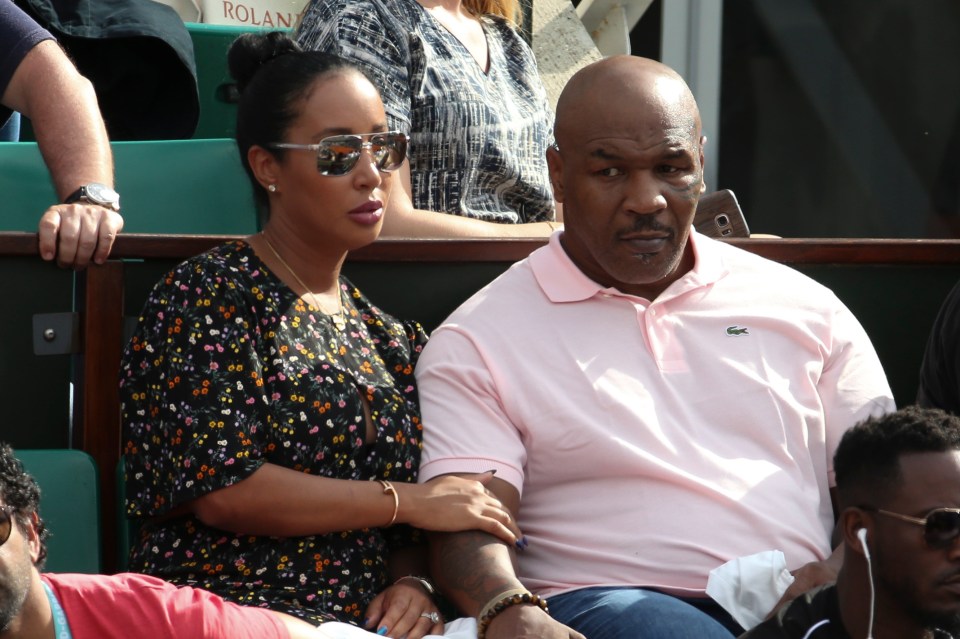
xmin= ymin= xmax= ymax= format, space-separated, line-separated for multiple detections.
xmin=726 ymin=326 xmax=749 ymax=336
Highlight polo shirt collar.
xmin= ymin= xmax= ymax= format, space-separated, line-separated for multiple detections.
xmin=530 ymin=229 xmax=729 ymax=303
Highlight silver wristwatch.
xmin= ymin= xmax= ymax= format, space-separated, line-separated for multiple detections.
xmin=64 ymin=183 xmax=121 ymax=212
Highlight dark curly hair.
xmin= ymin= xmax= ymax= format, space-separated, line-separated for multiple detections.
xmin=0 ymin=443 xmax=47 ymax=566
xmin=834 ymin=405 xmax=960 ymax=510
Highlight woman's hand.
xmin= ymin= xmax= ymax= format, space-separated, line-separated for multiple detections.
xmin=397 ymin=472 xmax=523 ymax=545
xmin=363 ymin=580 xmax=444 ymax=638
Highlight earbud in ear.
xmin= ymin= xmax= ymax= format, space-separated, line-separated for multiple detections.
xmin=857 ymin=527 xmax=870 ymax=558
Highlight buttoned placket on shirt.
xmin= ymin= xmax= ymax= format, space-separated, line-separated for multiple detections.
xmin=594 ymin=286 xmax=694 ymax=374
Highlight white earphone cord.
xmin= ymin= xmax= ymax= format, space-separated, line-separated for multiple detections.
xmin=859 ymin=529 xmax=875 ymax=639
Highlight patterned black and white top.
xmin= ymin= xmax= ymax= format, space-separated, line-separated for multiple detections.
xmin=297 ymin=0 xmax=556 ymax=223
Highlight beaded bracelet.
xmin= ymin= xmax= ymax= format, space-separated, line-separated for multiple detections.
xmin=476 ymin=590 xmax=549 ymax=638
xmin=477 ymin=588 xmax=527 ymax=624
xmin=378 ymin=480 xmax=399 ymax=527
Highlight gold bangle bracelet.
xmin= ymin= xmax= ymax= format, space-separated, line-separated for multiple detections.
xmin=378 ymin=479 xmax=399 ymax=527
xmin=393 ymin=575 xmax=437 ymax=597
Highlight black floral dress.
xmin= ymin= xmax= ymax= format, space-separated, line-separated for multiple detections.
xmin=120 ymin=241 xmax=427 ymax=625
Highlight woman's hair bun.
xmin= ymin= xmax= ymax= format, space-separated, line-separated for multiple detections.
xmin=228 ymin=31 xmax=304 ymax=94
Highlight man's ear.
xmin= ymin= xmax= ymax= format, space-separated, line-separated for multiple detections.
xmin=546 ymin=145 xmax=564 ymax=203
xmin=24 ymin=511 xmax=41 ymax=564
xmin=248 ymin=145 xmax=282 ymax=192
xmin=839 ymin=507 xmax=871 ymax=557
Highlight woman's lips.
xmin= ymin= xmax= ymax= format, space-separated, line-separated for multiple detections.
xmin=348 ymin=201 xmax=384 ymax=225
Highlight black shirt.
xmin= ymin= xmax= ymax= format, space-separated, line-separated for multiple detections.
xmin=740 ymin=585 xmax=848 ymax=639
xmin=0 ymin=0 xmax=52 ymax=125
xmin=740 ymin=585 xmax=955 ymax=639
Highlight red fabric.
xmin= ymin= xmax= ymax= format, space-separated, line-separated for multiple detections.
xmin=41 ymin=572 xmax=290 ymax=639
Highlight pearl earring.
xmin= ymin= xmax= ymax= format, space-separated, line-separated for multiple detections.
xmin=267 ymin=184 xmax=277 ymax=193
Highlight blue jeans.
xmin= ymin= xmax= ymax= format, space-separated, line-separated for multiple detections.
xmin=549 ymin=587 xmax=742 ymax=639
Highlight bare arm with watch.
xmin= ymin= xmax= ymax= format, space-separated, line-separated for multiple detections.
xmin=3 ymin=37 xmax=123 ymax=268
xmin=429 ymin=475 xmax=585 ymax=639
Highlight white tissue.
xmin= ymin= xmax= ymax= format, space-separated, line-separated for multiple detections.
xmin=705 ymin=550 xmax=796 ymax=630
xmin=314 ymin=617 xmax=477 ymax=638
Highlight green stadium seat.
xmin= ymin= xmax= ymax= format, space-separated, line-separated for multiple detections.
xmin=0 ymin=139 xmax=257 ymax=235
xmin=17 ymin=449 xmax=101 ymax=573
xmin=187 ymin=22 xmax=246 ymax=139
xmin=187 ymin=22 xmax=290 ymax=139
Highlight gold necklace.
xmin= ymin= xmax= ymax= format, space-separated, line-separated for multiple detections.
xmin=259 ymin=235 xmax=346 ymax=330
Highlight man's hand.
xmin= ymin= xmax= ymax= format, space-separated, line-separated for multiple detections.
xmin=767 ymin=550 xmax=843 ymax=618
xmin=484 ymin=605 xmax=586 ymax=639
xmin=38 ymin=203 xmax=123 ymax=268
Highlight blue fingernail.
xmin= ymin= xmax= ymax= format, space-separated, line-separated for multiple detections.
xmin=377 ymin=626 xmax=388 ymax=636
xmin=521 ymin=536 xmax=529 ymax=548
xmin=363 ymin=618 xmax=371 ymax=628
xmin=515 ymin=539 xmax=524 ymax=550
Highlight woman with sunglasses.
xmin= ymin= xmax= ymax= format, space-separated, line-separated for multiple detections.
xmin=119 ymin=32 xmax=521 ymax=639
xmin=296 ymin=0 xmax=561 ymax=238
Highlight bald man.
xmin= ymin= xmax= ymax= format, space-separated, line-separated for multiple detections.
xmin=415 ymin=56 xmax=894 ymax=639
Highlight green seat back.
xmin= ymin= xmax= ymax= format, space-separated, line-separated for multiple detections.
xmin=0 ymin=139 xmax=256 ymax=234
xmin=17 ymin=449 xmax=101 ymax=573
xmin=187 ymin=23 xmax=290 ymax=139
xmin=0 ymin=142 xmax=62 ymax=232
xmin=187 ymin=22 xmax=246 ymax=139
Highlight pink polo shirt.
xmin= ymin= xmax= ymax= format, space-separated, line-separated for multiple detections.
xmin=417 ymin=231 xmax=894 ymax=598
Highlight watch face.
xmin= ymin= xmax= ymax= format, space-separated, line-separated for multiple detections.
xmin=86 ymin=183 xmax=120 ymax=205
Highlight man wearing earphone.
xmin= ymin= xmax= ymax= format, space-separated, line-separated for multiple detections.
xmin=741 ymin=406 xmax=960 ymax=639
